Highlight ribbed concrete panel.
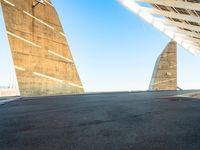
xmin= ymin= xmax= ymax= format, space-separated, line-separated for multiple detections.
xmin=149 ymin=41 xmax=177 ymax=90
xmin=119 ymin=0 xmax=200 ymax=54
xmin=1 ymin=0 xmax=84 ymax=96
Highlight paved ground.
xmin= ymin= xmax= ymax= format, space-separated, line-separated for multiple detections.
xmin=0 ymin=90 xmax=200 ymax=150
xmin=178 ymin=92 xmax=200 ymax=99
xmin=0 ymin=96 xmax=20 ymax=105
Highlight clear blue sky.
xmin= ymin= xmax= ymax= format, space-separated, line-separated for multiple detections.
xmin=0 ymin=0 xmax=200 ymax=91
xmin=0 ymin=2 xmax=15 ymax=87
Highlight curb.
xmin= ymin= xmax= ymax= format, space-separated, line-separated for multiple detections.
xmin=0 ymin=97 xmax=21 ymax=105
xmin=174 ymin=92 xmax=200 ymax=99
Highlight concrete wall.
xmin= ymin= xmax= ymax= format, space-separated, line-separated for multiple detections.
xmin=1 ymin=0 xmax=84 ymax=96
xmin=0 ymin=89 xmax=20 ymax=97
xmin=149 ymin=41 xmax=177 ymax=90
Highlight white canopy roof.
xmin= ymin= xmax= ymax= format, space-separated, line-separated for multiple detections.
xmin=119 ymin=0 xmax=200 ymax=54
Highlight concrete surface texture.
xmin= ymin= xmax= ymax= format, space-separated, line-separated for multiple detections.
xmin=1 ymin=0 xmax=84 ymax=96
xmin=149 ymin=41 xmax=177 ymax=90
xmin=0 ymin=90 xmax=200 ymax=150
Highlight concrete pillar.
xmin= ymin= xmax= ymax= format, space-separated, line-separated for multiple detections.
xmin=1 ymin=0 xmax=84 ymax=96
xmin=149 ymin=41 xmax=177 ymax=91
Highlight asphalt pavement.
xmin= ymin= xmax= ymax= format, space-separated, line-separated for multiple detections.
xmin=0 ymin=96 xmax=20 ymax=105
xmin=0 ymin=90 xmax=200 ymax=150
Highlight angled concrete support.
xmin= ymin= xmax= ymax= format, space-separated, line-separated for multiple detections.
xmin=149 ymin=41 xmax=177 ymax=91
xmin=1 ymin=0 xmax=84 ymax=96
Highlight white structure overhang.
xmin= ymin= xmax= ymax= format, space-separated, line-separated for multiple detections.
xmin=119 ymin=0 xmax=200 ymax=54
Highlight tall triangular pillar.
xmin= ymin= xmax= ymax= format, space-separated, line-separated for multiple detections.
xmin=1 ymin=0 xmax=84 ymax=96
xmin=149 ymin=41 xmax=177 ymax=91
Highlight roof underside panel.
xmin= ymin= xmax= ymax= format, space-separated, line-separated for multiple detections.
xmin=119 ymin=0 xmax=200 ymax=54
